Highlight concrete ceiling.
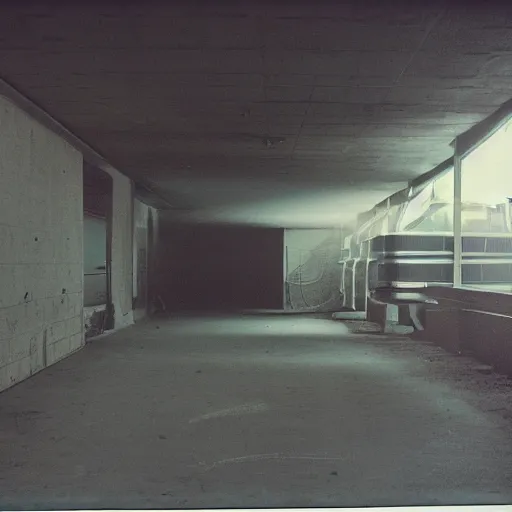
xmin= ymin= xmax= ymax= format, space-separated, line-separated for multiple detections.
xmin=1 ymin=3 xmax=512 ymax=227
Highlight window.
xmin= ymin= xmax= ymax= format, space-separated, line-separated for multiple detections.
xmin=460 ymin=116 xmax=512 ymax=291
xmin=397 ymin=168 xmax=454 ymax=233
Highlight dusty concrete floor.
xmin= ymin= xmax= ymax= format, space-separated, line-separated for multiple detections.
xmin=1 ymin=314 xmax=512 ymax=509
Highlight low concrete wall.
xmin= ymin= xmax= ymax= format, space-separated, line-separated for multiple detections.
xmin=423 ymin=308 xmax=461 ymax=353
xmin=460 ymin=310 xmax=512 ymax=375
xmin=366 ymin=299 xmax=414 ymax=334
xmin=420 ymin=287 xmax=512 ymax=375
xmin=366 ymin=299 xmax=387 ymax=330
xmin=425 ymin=286 xmax=512 ymax=315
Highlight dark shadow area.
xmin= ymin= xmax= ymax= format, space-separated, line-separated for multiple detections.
xmin=157 ymin=221 xmax=284 ymax=312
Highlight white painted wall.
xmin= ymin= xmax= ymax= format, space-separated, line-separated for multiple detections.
xmin=284 ymin=228 xmax=342 ymax=311
xmin=105 ymin=168 xmax=134 ymax=329
xmin=132 ymin=199 xmax=159 ymax=320
xmin=0 ymin=94 xmax=84 ymax=391
xmin=133 ymin=199 xmax=149 ymax=299
xmin=285 ymin=229 xmax=336 ymax=273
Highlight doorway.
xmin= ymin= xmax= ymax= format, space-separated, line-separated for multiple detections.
xmin=83 ymin=163 xmax=113 ymax=339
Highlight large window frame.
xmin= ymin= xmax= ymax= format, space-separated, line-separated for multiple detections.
xmin=342 ymin=102 xmax=512 ymax=296
xmin=453 ymin=109 xmax=512 ymax=290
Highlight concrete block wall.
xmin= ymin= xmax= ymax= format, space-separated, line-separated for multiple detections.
xmin=421 ymin=306 xmax=512 ymax=374
xmin=106 ymin=168 xmax=134 ymax=329
xmin=419 ymin=287 xmax=512 ymax=375
xmin=0 ymin=94 xmax=84 ymax=391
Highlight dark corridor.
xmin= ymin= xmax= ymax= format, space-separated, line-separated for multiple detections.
xmin=157 ymin=224 xmax=284 ymax=311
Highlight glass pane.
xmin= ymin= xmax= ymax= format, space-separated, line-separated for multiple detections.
xmin=433 ymin=168 xmax=454 ymax=202
xmin=397 ymin=168 xmax=454 ymax=234
xmin=408 ymin=203 xmax=453 ymax=233
xmin=460 ymin=117 xmax=512 ymax=291
xmin=387 ymin=203 xmax=403 ymax=232
xmin=398 ymin=184 xmax=433 ymax=231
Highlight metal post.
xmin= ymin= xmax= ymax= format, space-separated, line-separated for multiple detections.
xmin=453 ymin=142 xmax=463 ymax=288
xmin=384 ymin=197 xmax=391 ymax=235
xmin=283 ymin=242 xmax=288 ymax=310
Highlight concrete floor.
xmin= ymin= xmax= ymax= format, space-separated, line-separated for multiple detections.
xmin=1 ymin=315 xmax=512 ymax=509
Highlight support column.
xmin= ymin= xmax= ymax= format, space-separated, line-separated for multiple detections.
xmin=453 ymin=142 xmax=463 ymax=288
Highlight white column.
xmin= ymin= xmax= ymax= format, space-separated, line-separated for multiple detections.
xmin=453 ymin=142 xmax=463 ymax=288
